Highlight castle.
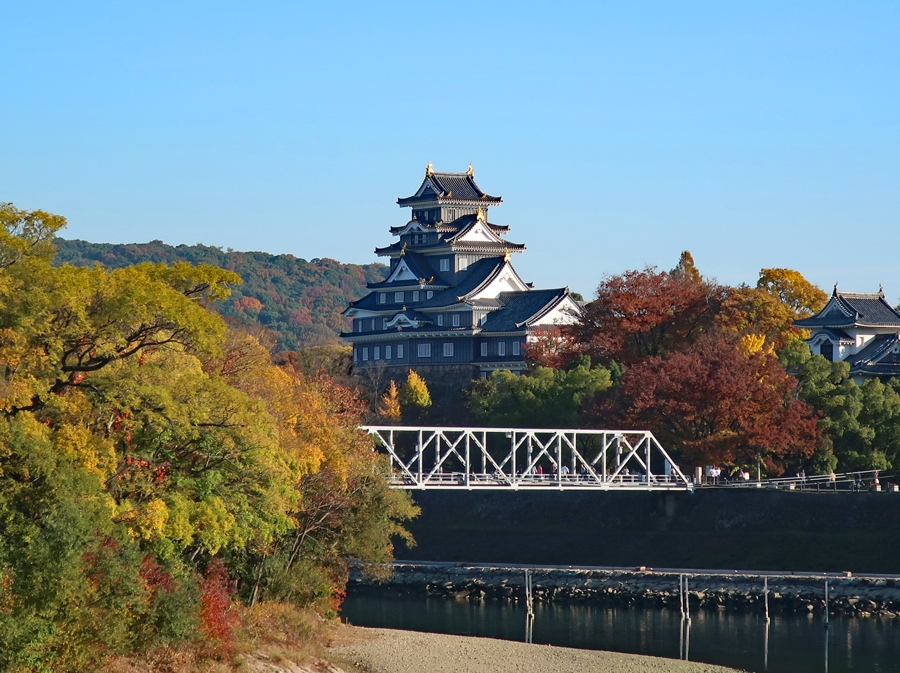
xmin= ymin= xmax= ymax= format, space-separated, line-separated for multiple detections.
xmin=795 ymin=286 xmax=900 ymax=382
xmin=342 ymin=164 xmax=581 ymax=378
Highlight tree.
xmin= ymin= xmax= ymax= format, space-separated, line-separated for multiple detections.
xmin=399 ymin=370 xmax=432 ymax=416
xmin=756 ymin=268 xmax=828 ymax=318
xmin=716 ymin=269 xmax=828 ymax=353
xmin=468 ymin=356 xmax=612 ymax=427
xmin=783 ymin=343 xmax=900 ymax=471
xmin=0 ymin=204 xmax=417 ymax=668
xmin=379 ymin=380 xmax=402 ymax=421
xmin=570 ymin=265 xmax=725 ymax=366
xmin=671 ymin=250 xmax=702 ymax=283
xmin=610 ymin=331 xmax=821 ymax=472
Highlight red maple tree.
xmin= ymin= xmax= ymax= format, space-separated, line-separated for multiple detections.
xmin=604 ymin=331 xmax=821 ymax=471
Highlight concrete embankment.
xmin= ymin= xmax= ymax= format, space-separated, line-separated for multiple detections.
xmin=350 ymin=562 xmax=900 ymax=617
xmin=394 ymin=488 xmax=900 ymax=573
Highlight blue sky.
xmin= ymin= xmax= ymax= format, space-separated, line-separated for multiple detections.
xmin=2 ymin=2 xmax=899 ymax=299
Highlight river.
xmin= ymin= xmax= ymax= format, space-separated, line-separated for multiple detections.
xmin=342 ymin=593 xmax=900 ymax=672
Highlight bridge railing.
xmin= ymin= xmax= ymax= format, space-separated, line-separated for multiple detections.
xmin=360 ymin=426 xmax=693 ymax=491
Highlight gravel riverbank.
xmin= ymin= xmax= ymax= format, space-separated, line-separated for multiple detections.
xmin=328 ymin=626 xmax=745 ymax=673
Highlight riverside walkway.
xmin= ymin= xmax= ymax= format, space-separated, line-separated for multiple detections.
xmin=360 ymin=425 xmax=692 ymax=491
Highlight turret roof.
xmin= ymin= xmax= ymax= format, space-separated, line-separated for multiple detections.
xmin=795 ymin=287 xmax=900 ymax=328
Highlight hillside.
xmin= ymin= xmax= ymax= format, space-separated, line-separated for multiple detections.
xmin=54 ymin=238 xmax=387 ymax=351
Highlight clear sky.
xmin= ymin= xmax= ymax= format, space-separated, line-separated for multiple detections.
xmin=2 ymin=2 xmax=899 ymax=299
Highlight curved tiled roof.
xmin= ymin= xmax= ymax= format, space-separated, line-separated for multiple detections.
xmin=398 ymin=170 xmax=502 ymax=206
xmin=366 ymin=251 xmax=443 ymax=288
xmin=795 ymin=289 xmax=900 ymax=328
xmin=846 ymin=334 xmax=900 ymax=377
xmin=480 ymin=289 xmax=573 ymax=332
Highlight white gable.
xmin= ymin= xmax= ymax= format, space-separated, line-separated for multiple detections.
xmin=468 ymin=263 xmax=530 ymax=301
xmin=385 ymin=258 xmax=420 ymax=283
xmin=456 ymin=221 xmax=503 ymax=244
xmin=384 ymin=312 xmax=424 ymax=329
xmin=531 ymin=296 xmax=582 ymax=326
xmin=393 ymin=220 xmax=428 ymax=236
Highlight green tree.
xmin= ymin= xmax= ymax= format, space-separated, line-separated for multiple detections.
xmin=468 ymin=356 xmax=612 ymax=427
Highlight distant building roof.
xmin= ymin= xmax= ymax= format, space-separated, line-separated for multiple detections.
xmin=795 ymin=287 xmax=900 ymax=328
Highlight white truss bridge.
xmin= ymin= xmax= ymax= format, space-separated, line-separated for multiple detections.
xmin=361 ymin=426 xmax=693 ymax=491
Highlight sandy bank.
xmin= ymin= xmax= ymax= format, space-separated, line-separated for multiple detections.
xmin=328 ymin=626 xmax=745 ymax=673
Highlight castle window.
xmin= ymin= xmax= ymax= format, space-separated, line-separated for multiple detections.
xmin=513 ymin=341 xmax=520 ymax=356
xmin=385 ymin=345 xmax=392 ymax=360
xmin=373 ymin=346 xmax=380 ymax=360
xmin=418 ymin=343 xmax=431 ymax=358
xmin=379 ymin=293 xmax=386 ymax=304
xmin=437 ymin=315 xmax=444 ymax=326
xmin=452 ymin=313 xmax=460 ymax=327
xmin=383 ymin=318 xmax=388 ymax=329
xmin=394 ymin=291 xmax=404 ymax=303
xmin=354 ymin=348 xmax=359 ymax=361
xmin=397 ymin=344 xmax=404 ymax=359
xmin=443 ymin=343 xmax=454 ymax=357
xmin=498 ymin=341 xmax=506 ymax=357
xmin=362 ymin=347 xmax=369 ymax=361
xmin=820 ymin=342 xmax=834 ymax=362
xmin=413 ymin=290 xmax=420 ymax=301
xmin=427 ymin=291 xmax=433 ymax=299
xmin=357 ymin=321 xmax=362 ymax=333
xmin=480 ymin=343 xmax=488 ymax=357
xmin=458 ymin=258 xmax=468 ymax=272
xmin=440 ymin=259 xmax=450 ymax=272
xmin=371 ymin=319 xmax=376 ymax=331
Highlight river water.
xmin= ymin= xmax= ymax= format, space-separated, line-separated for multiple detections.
xmin=342 ymin=593 xmax=900 ymax=672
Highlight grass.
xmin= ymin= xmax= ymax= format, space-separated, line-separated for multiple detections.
xmin=105 ymin=602 xmax=330 ymax=673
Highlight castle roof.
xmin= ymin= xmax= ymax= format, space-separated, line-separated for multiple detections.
xmin=795 ymin=287 xmax=900 ymax=329
xmin=480 ymin=288 xmax=573 ymax=332
xmin=845 ymin=334 xmax=900 ymax=377
xmin=365 ymin=250 xmax=446 ymax=289
xmin=389 ymin=213 xmax=511 ymax=236
xmin=397 ymin=165 xmax=502 ymax=206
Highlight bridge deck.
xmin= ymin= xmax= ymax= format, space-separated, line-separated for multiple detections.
xmin=362 ymin=425 xmax=694 ymax=492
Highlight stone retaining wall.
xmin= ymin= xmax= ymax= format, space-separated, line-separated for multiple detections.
xmin=349 ymin=563 xmax=900 ymax=617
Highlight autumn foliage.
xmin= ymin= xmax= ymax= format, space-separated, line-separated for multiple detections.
xmin=607 ymin=331 xmax=821 ymax=471
xmin=0 ymin=203 xmax=417 ymax=672
xmin=478 ymin=251 xmax=833 ymax=477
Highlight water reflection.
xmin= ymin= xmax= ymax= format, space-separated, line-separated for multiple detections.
xmin=342 ymin=593 xmax=900 ymax=673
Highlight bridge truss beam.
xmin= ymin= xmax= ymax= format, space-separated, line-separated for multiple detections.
xmin=360 ymin=426 xmax=692 ymax=491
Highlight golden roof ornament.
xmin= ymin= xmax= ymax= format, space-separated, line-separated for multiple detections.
xmin=467 ymin=163 xmax=474 ymax=177
xmin=400 ymin=242 xmax=407 ymax=256
xmin=476 ymin=207 xmax=486 ymax=222
xmin=425 ymin=161 xmax=434 ymax=176
xmin=503 ymin=249 xmax=511 ymax=262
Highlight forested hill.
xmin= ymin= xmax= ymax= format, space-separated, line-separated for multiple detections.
xmin=54 ymin=238 xmax=387 ymax=351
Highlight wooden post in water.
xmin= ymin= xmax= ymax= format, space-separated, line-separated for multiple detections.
xmin=684 ymin=575 xmax=691 ymax=622
xmin=524 ymin=569 xmax=534 ymax=618
xmin=679 ymin=573 xmax=684 ymax=617
xmin=764 ymin=576 xmax=770 ymax=623
xmin=824 ymin=579 xmax=830 ymax=627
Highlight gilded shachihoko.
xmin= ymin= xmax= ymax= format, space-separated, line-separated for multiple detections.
xmin=342 ymin=164 xmax=581 ymax=378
